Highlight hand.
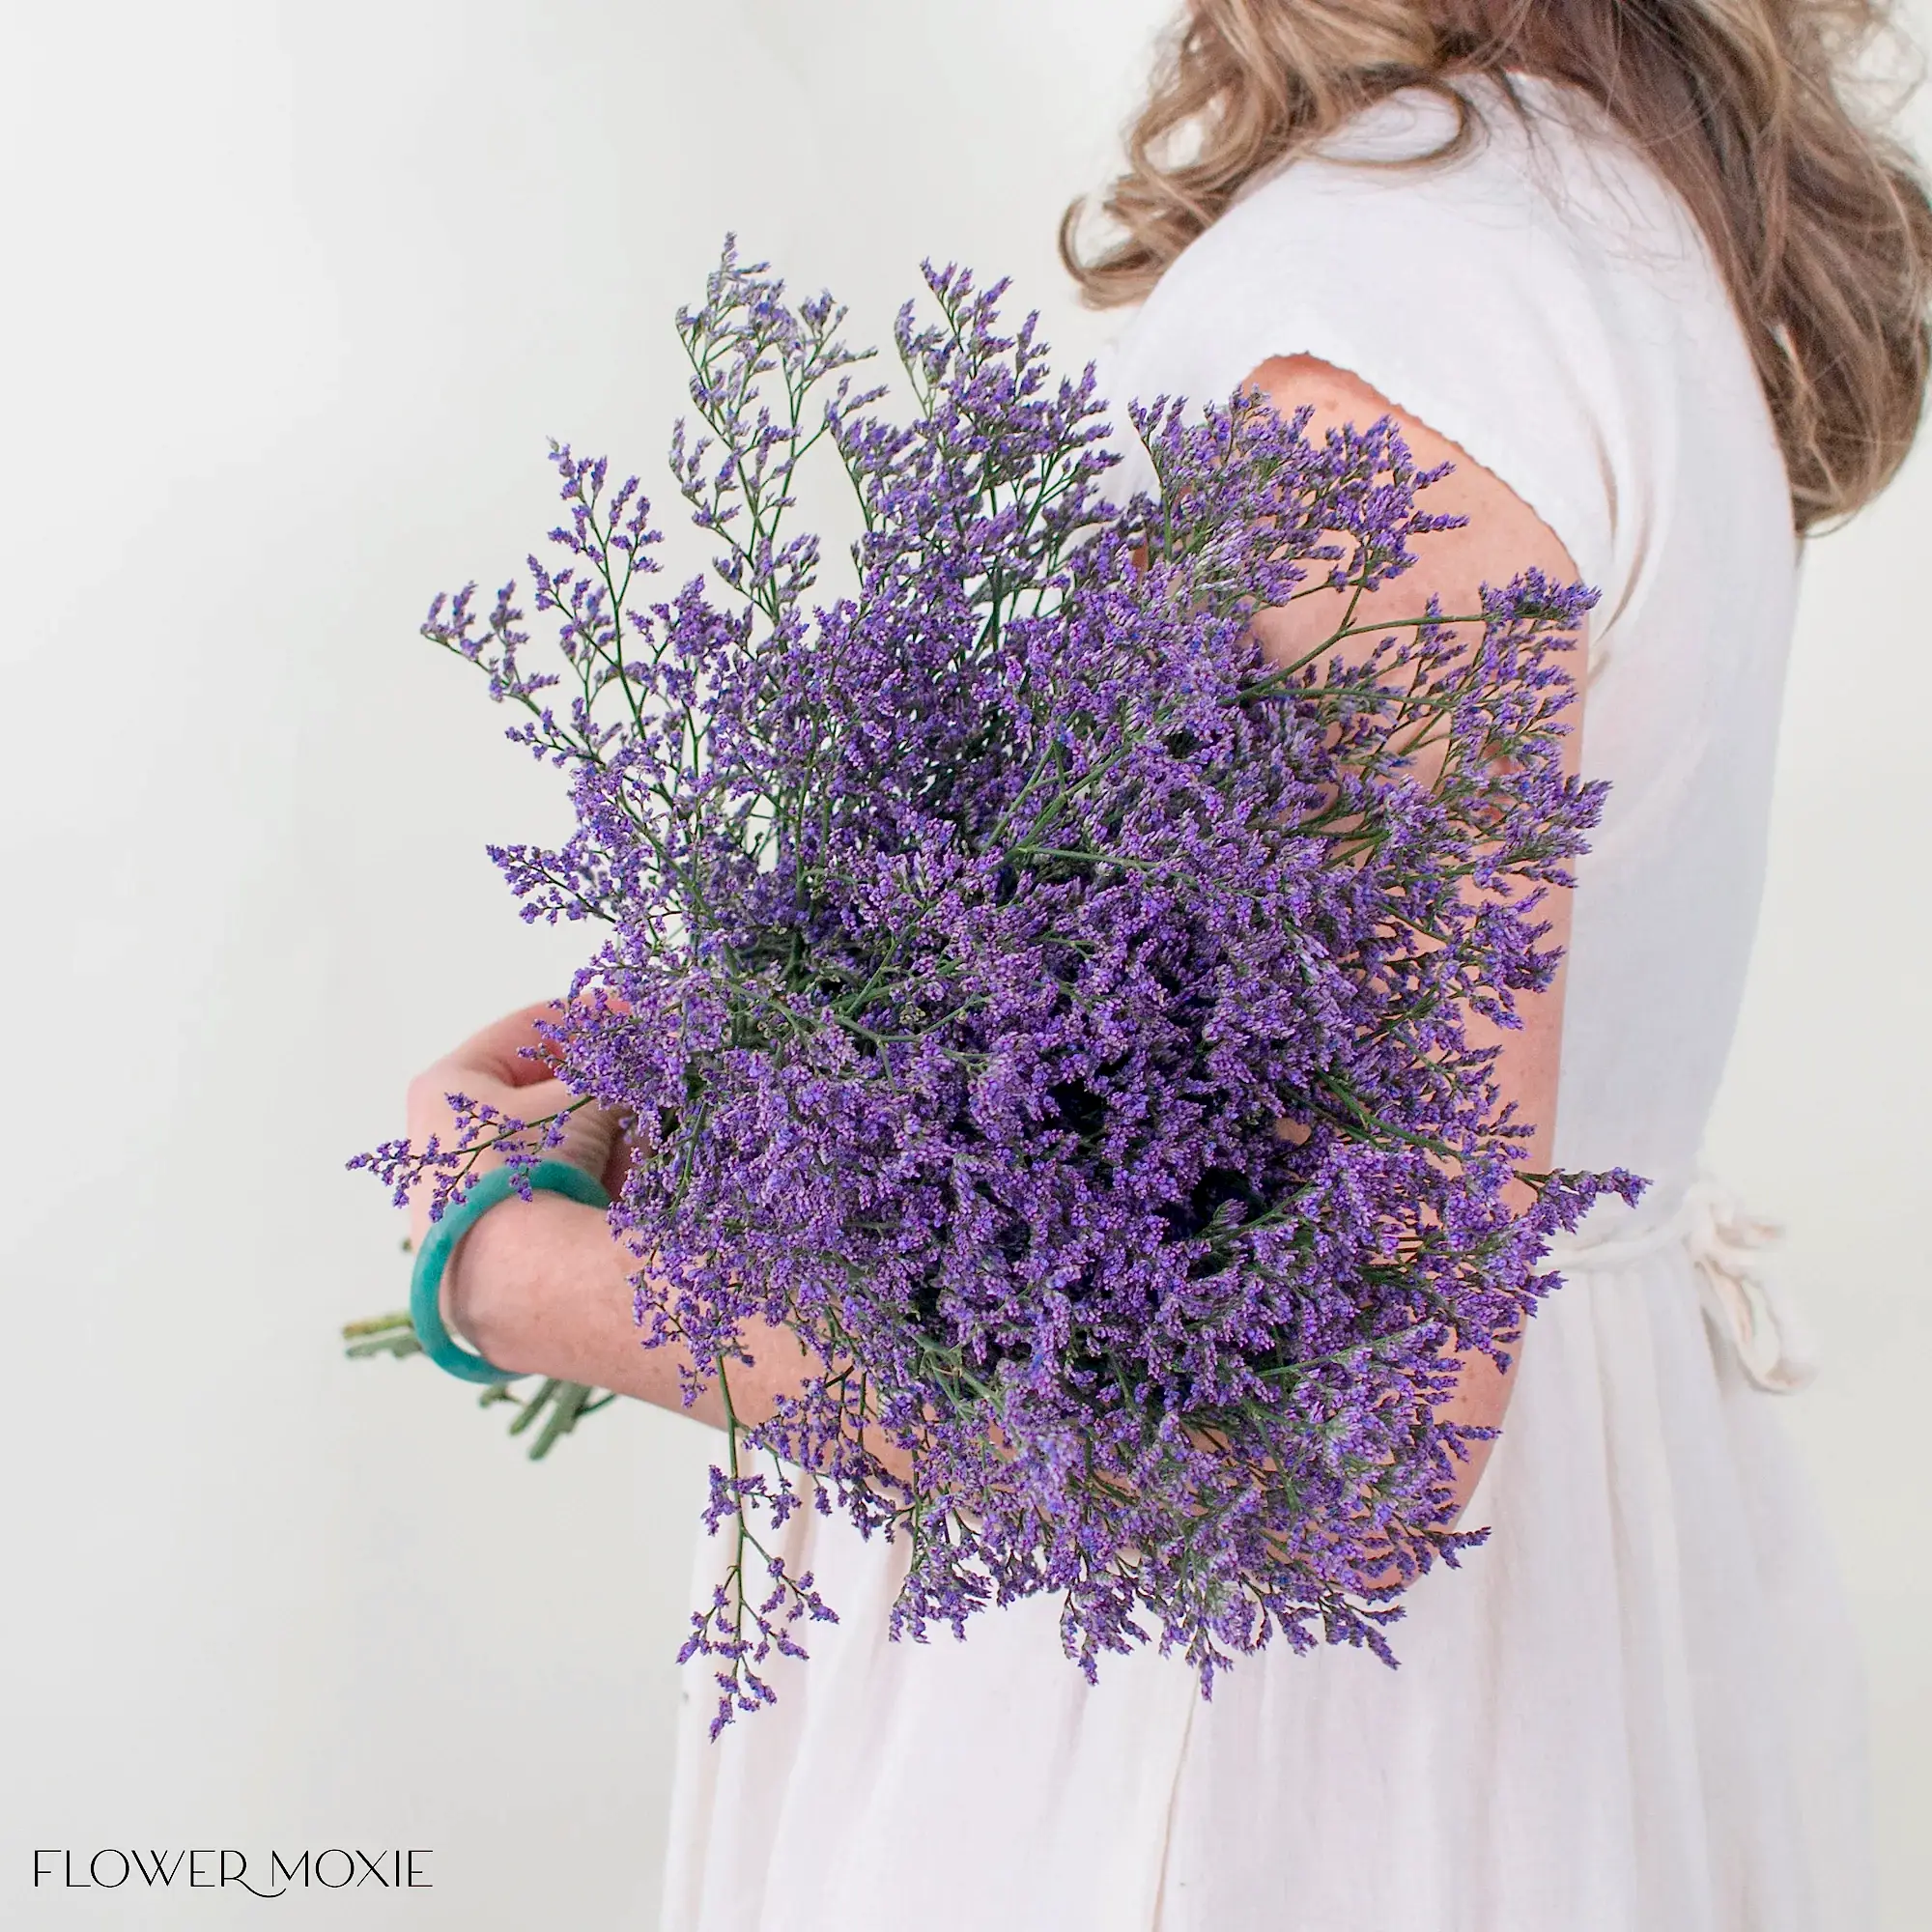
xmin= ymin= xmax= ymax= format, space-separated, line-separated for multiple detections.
xmin=403 ymin=1002 xmax=629 ymax=1252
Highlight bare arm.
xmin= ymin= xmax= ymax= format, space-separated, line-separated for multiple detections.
xmin=1242 ymin=355 xmax=1583 ymax=1515
xmin=446 ymin=1184 xmax=813 ymax=1440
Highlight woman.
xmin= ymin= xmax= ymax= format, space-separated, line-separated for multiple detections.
xmin=404 ymin=3 xmax=1932 ymax=1925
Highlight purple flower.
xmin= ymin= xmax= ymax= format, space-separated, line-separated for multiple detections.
xmin=354 ymin=239 xmax=1639 ymax=1736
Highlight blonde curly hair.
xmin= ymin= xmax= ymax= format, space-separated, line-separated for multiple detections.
xmin=1064 ymin=0 xmax=1932 ymax=528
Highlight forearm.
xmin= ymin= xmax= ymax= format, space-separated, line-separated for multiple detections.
xmin=443 ymin=1194 xmax=817 ymax=1437
xmin=447 ymin=1186 xmax=1517 ymax=1526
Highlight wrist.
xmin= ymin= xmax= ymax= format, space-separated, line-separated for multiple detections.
xmin=442 ymin=1190 xmax=604 ymax=1376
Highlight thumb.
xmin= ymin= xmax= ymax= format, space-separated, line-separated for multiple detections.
xmin=507 ymin=1075 xmax=576 ymax=1122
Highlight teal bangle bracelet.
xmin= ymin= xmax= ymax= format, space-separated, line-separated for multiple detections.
xmin=410 ymin=1159 xmax=612 ymax=1385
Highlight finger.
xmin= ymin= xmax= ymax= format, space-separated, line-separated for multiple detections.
xmin=436 ymin=1076 xmax=626 ymax=1157
xmin=443 ymin=1002 xmax=573 ymax=1086
xmin=445 ymin=993 xmax=634 ymax=1084
xmin=495 ymin=1074 xmax=576 ymax=1122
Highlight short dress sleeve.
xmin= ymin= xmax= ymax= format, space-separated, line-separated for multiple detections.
xmin=1100 ymin=74 xmax=1747 ymax=636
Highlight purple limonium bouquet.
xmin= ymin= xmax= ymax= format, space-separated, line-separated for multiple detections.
xmin=353 ymin=242 xmax=1637 ymax=1733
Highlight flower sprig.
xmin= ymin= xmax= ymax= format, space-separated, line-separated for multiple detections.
xmin=353 ymin=239 xmax=1638 ymax=1736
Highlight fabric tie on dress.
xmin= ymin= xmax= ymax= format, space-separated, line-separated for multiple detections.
xmin=1544 ymin=1169 xmax=1820 ymax=1393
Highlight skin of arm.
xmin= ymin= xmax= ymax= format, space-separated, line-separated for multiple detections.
xmin=1244 ymin=355 xmax=1582 ymax=1514
xmin=410 ymin=355 xmax=1583 ymax=1522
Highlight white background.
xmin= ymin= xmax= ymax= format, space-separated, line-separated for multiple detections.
xmin=0 ymin=2 xmax=1926 ymax=1925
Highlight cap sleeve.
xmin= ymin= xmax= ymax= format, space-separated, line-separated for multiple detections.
xmin=1101 ymin=79 xmax=1717 ymax=619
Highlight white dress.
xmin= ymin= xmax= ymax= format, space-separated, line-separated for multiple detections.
xmin=659 ymin=75 xmax=1873 ymax=1932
